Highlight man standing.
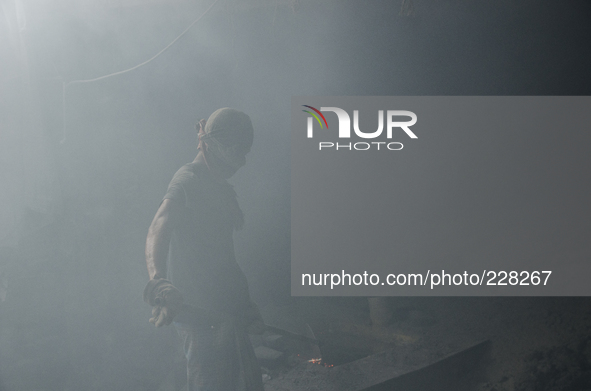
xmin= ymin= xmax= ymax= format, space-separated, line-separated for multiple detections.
xmin=144 ymin=108 xmax=264 ymax=391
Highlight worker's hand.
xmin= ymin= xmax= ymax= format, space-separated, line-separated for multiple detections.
xmin=149 ymin=304 xmax=179 ymax=327
xmin=143 ymin=278 xmax=184 ymax=327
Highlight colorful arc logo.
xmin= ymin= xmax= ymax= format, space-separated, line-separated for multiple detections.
xmin=302 ymin=105 xmax=328 ymax=129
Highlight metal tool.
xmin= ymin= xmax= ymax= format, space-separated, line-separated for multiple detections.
xmin=264 ymin=324 xmax=319 ymax=345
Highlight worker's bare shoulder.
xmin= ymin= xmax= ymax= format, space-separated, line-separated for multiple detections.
xmin=159 ymin=198 xmax=176 ymax=211
xmin=154 ymin=198 xmax=179 ymax=220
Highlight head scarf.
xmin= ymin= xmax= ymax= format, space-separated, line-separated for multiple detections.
xmin=198 ymin=108 xmax=254 ymax=171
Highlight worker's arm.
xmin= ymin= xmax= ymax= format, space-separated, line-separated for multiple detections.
xmin=144 ymin=198 xmax=185 ymax=327
xmin=145 ymin=198 xmax=178 ymax=280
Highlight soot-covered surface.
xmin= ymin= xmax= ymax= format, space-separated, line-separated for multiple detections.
xmin=260 ymin=297 xmax=591 ymax=391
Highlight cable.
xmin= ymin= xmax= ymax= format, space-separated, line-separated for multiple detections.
xmin=67 ymin=0 xmax=221 ymax=86
xmin=61 ymin=0 xmax=221 ymax=143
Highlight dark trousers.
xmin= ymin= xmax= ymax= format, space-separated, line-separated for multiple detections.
xmin=174 ymin=320 xmax=263 ymax=391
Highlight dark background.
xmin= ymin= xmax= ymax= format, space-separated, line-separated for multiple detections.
xmin=1 ymin=0 xmax=590 ymax=390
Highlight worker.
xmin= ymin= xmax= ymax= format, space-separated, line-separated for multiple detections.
xmin=144 ymin=108 xmax=264 ymax=391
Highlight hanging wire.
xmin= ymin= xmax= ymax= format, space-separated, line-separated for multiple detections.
xmin=60 ymin=0 xmax=221 ymax=143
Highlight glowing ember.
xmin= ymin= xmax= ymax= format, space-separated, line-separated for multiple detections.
xmin=307 ymin=358 xmax=333 ymax=368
